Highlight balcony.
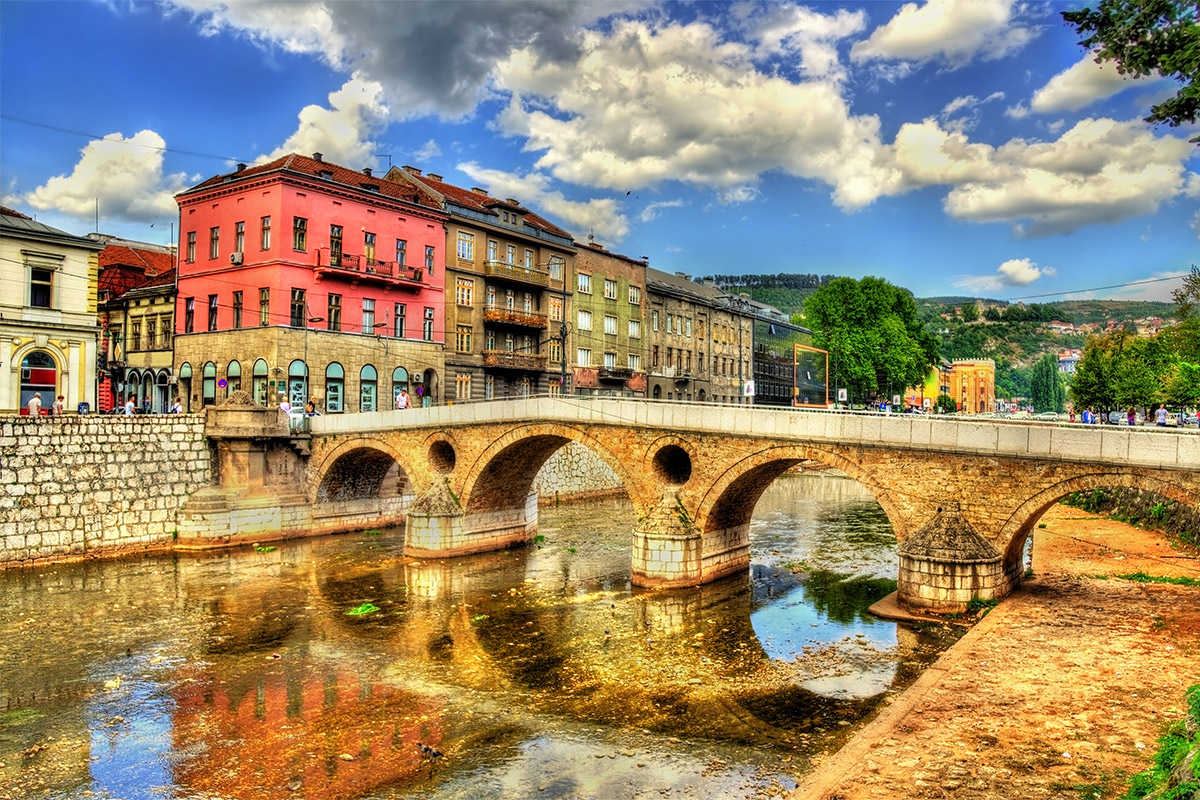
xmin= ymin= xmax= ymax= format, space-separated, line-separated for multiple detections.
xmin=482 ymin=304 xmax=548 ymax=329
xmin=482 ymin=350 xmax=547 ymax=371
xmin=483 ymin=260 xmax=550 ymax=288
xmin=598 ymin=367 xmax=633 ymax=382
xmin=315 ymin=251 xmax=425 ymax=288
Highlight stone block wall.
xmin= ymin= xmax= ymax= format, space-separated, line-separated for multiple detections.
xmin=0 ymin=414 xmax=210 ymax=564
xmin=533 ymin=442 xmax=625 ymax=502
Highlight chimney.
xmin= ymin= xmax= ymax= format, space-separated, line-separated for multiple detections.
xmin=236 ymin=163 xmax=246 ymax=172
xmin=472 ymin=187 xmax=488 ymax=196
xmin=363 ymin=167 xmax=372 ymax=177
xmin=427 ymin=173 xmax=443 ymax=181
xmin=403 ymin=166 xmax=421 ymax=176
xmin=313 ymin=152 xmax=324 ymax=163
xmin=506 ymin=198 xmax=520 ymax=206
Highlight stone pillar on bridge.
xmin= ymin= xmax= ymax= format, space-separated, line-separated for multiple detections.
xmin=897 ymin=503 xmax=1006 ymax=613
xmin=631 ymin=490 xmax=729 ymax=589
xmin=404 ymin=479 xmax=538 ymax=558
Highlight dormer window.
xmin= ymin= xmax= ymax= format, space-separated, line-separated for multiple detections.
xmin=320 ymin=171 xmax=333 ymax=180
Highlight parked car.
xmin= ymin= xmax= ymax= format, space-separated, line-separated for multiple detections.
xmin=1034 ymin=411 xmax=1058 ymax=421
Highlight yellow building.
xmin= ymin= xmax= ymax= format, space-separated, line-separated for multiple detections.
xmin=948 ymin=358 xmax=995 ymax=414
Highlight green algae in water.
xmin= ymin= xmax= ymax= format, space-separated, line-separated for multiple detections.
xmin=345 ymin=602 xmax=380 ymax=615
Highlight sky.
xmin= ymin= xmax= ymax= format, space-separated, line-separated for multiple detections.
xmin=1 ymin=0 xmax=1197 ymax=303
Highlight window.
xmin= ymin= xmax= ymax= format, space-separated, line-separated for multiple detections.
xmin=260 ymin=216 xmax=271 ymax=250
xmin=652 ymin=310 xmax=659 ymax=331
xmin=456 ymin=231 xmax=474 ymax=260
xmin=486 ymin=284 xmax=496 ymax=307
xmin=360 ymin=365 xmax=377 ymax=411
xmin=186 ymin=232 xmax=196 ymax=263
xmin=208 ymin=295 xmax=218 ymax=331
xmin=524 ymin=249 xmax=534 ymax=268
xmin=259 ymin=288 xmax=270 ymax=326
xmin=577 ymin=273 xmax=592 ymax=294
xmin=425 ymin=245 xmax=435 ymax=272
xmin=330 ymin=225 xmax=343 ymax=263
xmin=362 ymin=298 xmax=375 ymax=333
xmin=577 ymin=309 xmax=592 ymax=331
xmin=485 ymin=375 xmax=495 ymax=400
xmin=549 ymin=339 xmax=562 ymax=364
xmin=455 ymin=372 xmax=472 ymax=401
xmin=685 ymin=317 xmax=692 ymax=337
xmin=226 ymin=360 xmax=241 ymax=394
xmin=666 ymin=315 xmax=673 ymax=334
xmin=652 ymin=345 xmax=659 ymax=367
xmin=456 ymin=277 xmax=474 ymax=307
xmin=202 ymin=361 xmax=216 ymax=407
xmin=252 ymin=359 xmax=269 ymax=406
xmin=550 ymin=295 xmax=563 ymax=323
xmin=396 ymin=238 xmax=407 ymax=265
xmin=629 ymin=319 xmax=641 ymax=338
xmin=456 ymin=325 xmax=472 ymax=353
xmin=487 ymin=240 xmax=498 ymax=262
xmin=209 ymin=226 xmax=220 ymax=259
xmin=523 ymin=292 xmax=533 ymax=312
xmin=30 ymin=268 xmax=53 ymax=308
xmin=364 ymin=231 xmax=376 ymax=263
xmin=628 ymin=286 xmax=641 ymax=305
xmin=604 ymin=351 xmax=617 ymax=369
xmin=146 ymin=319 xmax=156 ymax=349
xmin=577 ymin=348 xmax=591 ymax=367
xmin=325 ymin=363 xmax=344 ymax=413
xmin=328 ymin=294 xmax=342 ymax=331
xmin=604 ymin=278 xmax=618 ymax=299
xmin=291 ymin=288 xmax=306 ymax=327
xmin=423 ymin=307 xmax=434 ymax=340
xmin=628 ymin=354 xmax=641 ymax=372
xmin=505 ymin=288 xmax=515 ymax=310
xmin=184 ymin=297 xmax=195 ymax=333
xmin=234 ymin=221 xmax=245 ymax=254
xmin=131 ymin=321 xmax=141 ymax=351
xmin=288 ymin=360 xmax=308 ymax=410
xmin=230 ymin=291 xmax=242 ymax=329
xmin=549 ymin=256 xmax=564 ymax=281
xmin=506 ymin=244 xmax=515 ymax=264
xmin=293 ymin=217 xmax=307 ymax=251
xmin=604 ymin=314 xmax=617 ymax=335
xmin=391 ymin=367 xmax=409 ymax=408
xmin=393 ymin=302 xmax=405 ymax=338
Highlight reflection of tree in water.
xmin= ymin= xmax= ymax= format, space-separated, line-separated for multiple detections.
xmin=817 ymin=501 xmax=896 ymax=548
xmin=799 ymin=570 xmax=897 ymax=625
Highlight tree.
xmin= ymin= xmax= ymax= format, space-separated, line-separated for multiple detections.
xmin=1062 ymin=1 xmax=1200 ymax=139
xmin=1030 ymin=353 xmax=1066 ymax=412
xmin=960 ymin=301 xmax=980 ymax=322
xmin=801 ymin=277 xmax=940 ymax=405
xmin=935 ymin=393 xmax=958 ymax=414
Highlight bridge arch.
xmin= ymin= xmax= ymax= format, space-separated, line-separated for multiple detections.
xmin=460 ymin=424 xmax=644 ymax=517
xmin=308 ymin=436 xmax=415 ymax=504
xmin=998 ymin=470 xmax=1200 ymax=579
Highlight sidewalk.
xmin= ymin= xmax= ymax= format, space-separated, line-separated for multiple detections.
xmin=790 ymin=508 xmax=1200 ymax=800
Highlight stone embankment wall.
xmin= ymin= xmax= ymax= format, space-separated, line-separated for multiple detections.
xmin=1 ymin=415 xmax=210 ymax=565
xmin=533 ymin=442 xmax=625 ymax=503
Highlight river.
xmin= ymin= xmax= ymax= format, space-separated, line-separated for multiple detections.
xmin=0 ymin=472 xmax=962 ymax=799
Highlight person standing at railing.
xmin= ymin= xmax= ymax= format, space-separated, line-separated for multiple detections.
xmin=396 ymin=389 xmax=410 ymax=410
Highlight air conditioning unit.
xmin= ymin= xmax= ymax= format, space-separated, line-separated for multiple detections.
xmin=230 ymin=252 xmax=244 ymax=265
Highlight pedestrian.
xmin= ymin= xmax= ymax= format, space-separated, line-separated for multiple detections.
xmin=1127 ymin=407 xmax=1136 ymax=426
xmin=170 ymin=396 xmax=183 ymax=414
xmin=124 ymin=396 xmax=135 ymax=416
xmin=304 ymin=398 xmax=321 ymax=417
xmin=396 ymin=389 xmax=409 ymax=410
xmin=144 ymin=395 xmax=152 ymax=414
xmin=51 ymin=394 xmax=64 ymax=415
xmin=1155 ymin=404 xmax=1168 ymax=427
xmin=279 ymin=396 xmax=291 ymax=416
xmin=1069 ymin=410 xmax=1076 ymax=423
xmin=27 ymin=392 xmax=42 ymax=416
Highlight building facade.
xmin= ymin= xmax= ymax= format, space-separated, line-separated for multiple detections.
xmin=174 ymin=154 xmax=448 ymax=413
xmin=948 ymin=358 xmax=996 ymax=414
xmin=570 ymin=242 xmax=647 ymax=397
xmin=385 ymin=166 xmax=576 ymax=403
xmin=0 ymin=207 xmax=103 ymax=414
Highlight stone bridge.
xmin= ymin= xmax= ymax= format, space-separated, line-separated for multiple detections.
xmin=274 ymin=398 xmax=1197 ymax=613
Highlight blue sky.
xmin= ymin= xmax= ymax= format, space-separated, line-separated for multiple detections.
xmin=2 ymin=0 xmax=1197 ymax=302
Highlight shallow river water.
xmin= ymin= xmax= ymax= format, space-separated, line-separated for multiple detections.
xmin=0 ymin=472 xmax=962 ymax=799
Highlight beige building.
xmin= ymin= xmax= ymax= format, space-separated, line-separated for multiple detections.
xmin=571 ymin=242 xmax=647 ymax=397
xmin=0 ymin=207 xmax=103 ymax=414
xmin=949 ymin=358 xmax=996 ymax=414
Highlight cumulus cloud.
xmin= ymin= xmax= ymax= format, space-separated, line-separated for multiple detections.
xmin=954 ymin=257 xmax=1055 ymax=292
xmin=456 ymin=162 xmax=629 ymax=243
xmin=255 ymin=75 xmax=389 ymax=167
xmin=735 ymin=3 xmax=866 ymax=80
xmin=1031 ymin=54 xmax=1146 ymax=113
xmin=851 ymin=0 xmax=1037 ymax=69
xmin=640 ymin=199 xmax=683 ymax=223
xmin=17 ymin=130 xmax=186 ymax=224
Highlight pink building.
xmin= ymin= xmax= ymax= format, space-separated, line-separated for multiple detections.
xmin=174 ymin=153 xmax=448 ymax=412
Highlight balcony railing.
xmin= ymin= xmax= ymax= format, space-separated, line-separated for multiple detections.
xmin=482 ymin=350 xmax=547 ymax=371
xmin=316 ymin=251 xmax=425 ymax=286
xmin=483 ymin=260 xmax=550 ymax=288
xmin=482 ymin=305 xmax=548 ymax=329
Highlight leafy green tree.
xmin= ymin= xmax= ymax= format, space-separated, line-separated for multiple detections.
xmin=1169 ymin=264 xmax=1200 ymax=361
xmin=1030 ymin=353 xmax=1066 ymax=412
xmin=802 ymin=277 xmax=939 ymax=405
xmin=1070 ymin=332 xmax=1123 ymax=413
xmin=984 ymin=306 xmax=1002 ymax=322
xmin=1062 ymin=0 xmax=1200 ymax=139
xmin=1114 ymin=335 xmax=1176 ymax=409
xmin=960 ymin=301 xmax=979 ymax=322
xmin=935 ymin=393 xmax=958 ymax=414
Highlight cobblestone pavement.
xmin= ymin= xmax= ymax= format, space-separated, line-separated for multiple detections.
xmin=791 ymin=506 xmax=1200 ymax=800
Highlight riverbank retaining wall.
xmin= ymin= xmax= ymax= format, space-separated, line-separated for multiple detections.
xmin=0 ymin=414 xmax=210 ymax=565
xmin=533 ymin=442 xmax=626 ymax=503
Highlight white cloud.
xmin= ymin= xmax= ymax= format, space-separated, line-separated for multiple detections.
xmin=851 ymin=0 xmax=1037 ymax=69
xmin=255 ymin=75 xmax=389 ymax=167
xmin=17 ymin=130 xmax=186 ymax=224
xmin=1111 ymin=270 xmax=1193 ymax=302
xmin=456 ymin=162 xmax=629 ymax=243
xmin=736 ymin=3 xmax=866 ymax=81
xmin=1191 ymin=212 xmax=1200 ymax=238
xmin=414 ymin=139 xmax=442 ymax=161
xmin=953 ymin=257 xmax=1055 ymax=292
xmin=639 ymin=199 xmax=683 ymax=223
xmin=1031 ymin=54 xmax=1145 ymax=113
xmin=717 ymin=186 xmax=759 ymax=205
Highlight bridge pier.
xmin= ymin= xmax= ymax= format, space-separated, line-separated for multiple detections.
xmin=631 ymin=491 xmax=751 ymax=588
xmin=405 ymin=480 xmax=538 ymax=558
xmin=897 ymin=504 xmax=1010 ymax=613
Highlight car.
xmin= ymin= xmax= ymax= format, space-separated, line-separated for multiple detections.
xmin=1034 ymin=411 xmax=1058 ymax=421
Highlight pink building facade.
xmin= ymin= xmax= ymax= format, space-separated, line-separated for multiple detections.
xmin=174 ymin=153 xmax=448 ymax=413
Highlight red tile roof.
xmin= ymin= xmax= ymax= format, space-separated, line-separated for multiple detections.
xmin=183 ymin=154 xmax=442 ymax=211
xmin=99 ymin=243 xmax=175 ymax=276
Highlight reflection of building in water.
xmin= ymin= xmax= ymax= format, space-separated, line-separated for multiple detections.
xmin=171 ymin=666 xmax=444 ymax=800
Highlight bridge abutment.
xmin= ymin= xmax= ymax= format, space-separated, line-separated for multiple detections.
xmin=405 ymin=480 xmax=538 ymax=558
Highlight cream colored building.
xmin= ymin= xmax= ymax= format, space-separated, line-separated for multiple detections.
xmin=0 ymin=208 xmax=103 ymax=414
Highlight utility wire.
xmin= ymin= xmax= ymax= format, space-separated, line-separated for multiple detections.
xmin=1008 ymin=273 xmax=1186 ymax=301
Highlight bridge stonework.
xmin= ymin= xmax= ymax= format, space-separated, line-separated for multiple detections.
xmin=304 ymin=400 xmax=1200 ymax=612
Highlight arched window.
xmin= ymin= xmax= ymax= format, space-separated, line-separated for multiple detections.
xmin=20 ymin=350 xmax=56 ymax=412
xmin=252 ymin=359 xmax=269 ymax=407
xmin=325 ymin=363 xmax=344 ymax=413
xmin=288 ymin=360 xmax=308 ymax=409
xmin=202 ymin=362 xmax=217 ymax=407
xmin=141 ymin=372 xmax=153 ymax=411
xmin=391 ymin=366 xmax=409 ymax=409
xmin=653 ymin=384 xmax=662 ymax=400
xmin=360 ymin=364 xmax=377 ymax=412
xmin=226 ymin=360 xmax=242 ymax=397
xmin=156 ymin=371 xmax=170 ymax=411
xmin=178 ymin=362 xmax=193 ymax=412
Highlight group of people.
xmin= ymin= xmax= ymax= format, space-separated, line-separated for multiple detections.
xmin=24 ymin=392 xmax=62 ymax=415
xmin=25 ymin=392 xmax=184 ymax=415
